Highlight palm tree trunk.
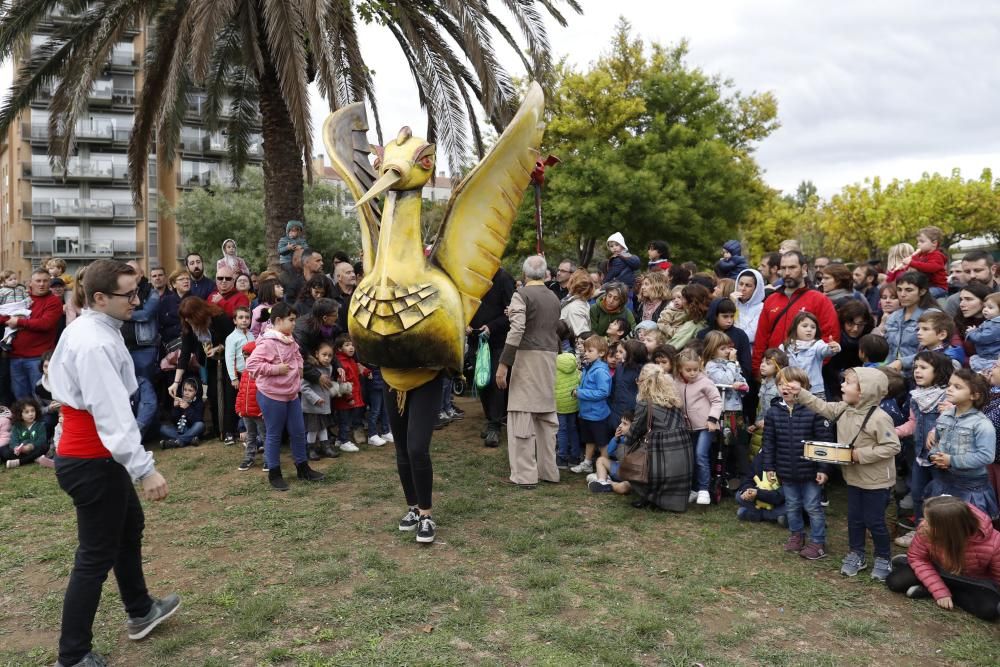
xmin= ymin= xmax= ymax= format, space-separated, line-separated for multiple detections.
xmin=258 ymin=62 xmax=304 ymax=269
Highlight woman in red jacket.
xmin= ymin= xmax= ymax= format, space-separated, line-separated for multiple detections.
xmin=886 ymin=495 xmax=1000 ymax=621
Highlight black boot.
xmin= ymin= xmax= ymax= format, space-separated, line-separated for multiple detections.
xmin=268 ymin=466 xmax=289 ymax=491
xmin=296 ymin=462 xmax=325 ymax=482
xmin=319 ymin=441 xmax=339 ymax=458
xmin=308 ymin=444 xmax=320 ymax=461
xmin=484 ymin=428 xmax=499 ymax=448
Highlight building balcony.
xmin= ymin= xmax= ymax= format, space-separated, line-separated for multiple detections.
xmin=22 ymin=122 xmax=127 ymax=145
xmin=21 ymin=238 xmax=143 ymax=259
xmin=177 ymin=169 xmax=233 ymax=189
xmin=108 ymin=51 xmax=139 ymax=71
xmin=202 ymin=133 xmax=226 ymax=155
xmin=24 ymin=198 xmax=139 ymax=221
xmin=23 ymin=158 xmax=127 ymax=183
xmin=112 ymin=88 xmax=136 ymax=108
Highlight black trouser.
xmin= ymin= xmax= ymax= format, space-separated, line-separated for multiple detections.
xmin=56 ymin=457 xmax=153 ymax=665
xmin=386 ymin=374 xmax=443 ymax=511
xmin=479 ymin=346 xmax=507 ymax=430
xmin=887 ymin=555 xmax=1000 ymax=621
xmin=0 ymin=353 xmax=12 ymax=407
xmin=206 ymin=359 xmax=237 ymax=437
xmin=0 ymin=441 xmax=49 ymax=464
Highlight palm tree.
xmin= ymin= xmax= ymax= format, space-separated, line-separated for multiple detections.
xmin=0 ymin=0 xmax=581 ymax=265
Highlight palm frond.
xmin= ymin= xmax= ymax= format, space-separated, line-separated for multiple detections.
xmin=434 ymin=1 xmax=511 ymax=117
xmin=0 ymin=0 xmax=63 ymax=61
xmin=188 ymin=0 xmax=238 ymax=82
xmin=202 ymin=19 xmax=245 ymax=131
xmin=302 ymin=0 xmax=339 ymax=106
xmin=260 ymin=0 xmax=312 ymax=170
xmin=499 ymin=0 xmax=550 ymax=77
xmin=226 ymin=65 xmax=259 ymax=187
xmin=234 ymin=0 xmax=265 ymax=75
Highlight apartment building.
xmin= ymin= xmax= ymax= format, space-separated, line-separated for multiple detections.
xmin=0 ymin=6 xmax=262 ymax=278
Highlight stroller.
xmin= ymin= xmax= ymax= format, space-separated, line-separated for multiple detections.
xmin=709 ymin=384 xmax=747 ymax=505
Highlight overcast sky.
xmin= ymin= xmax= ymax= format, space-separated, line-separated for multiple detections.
xmin=317 ymin=0 xmax=1000 ymax=197
xmin=4 ymin=1 xmax=997 ymax=198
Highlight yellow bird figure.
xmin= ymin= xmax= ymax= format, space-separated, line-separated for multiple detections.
xmin=322 ymin=83 xmax=545 ymax=394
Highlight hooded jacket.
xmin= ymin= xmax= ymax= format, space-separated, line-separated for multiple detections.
xmin=555 ymin=352 xmax=580 ymax=414
xmin=715 ymin=241 xmax=749 ymax=279
xmin=761 ymin=397 xmax=835 ymax=482
xmin=277 ymin=220 xmax=309 ymax=264
xmin=170 ymin=379 xmax=205 ymax=428
xmin=333 ymin=351 xmax=366 ymax=411
xmin=301 ymin=363 xmax=334 ymax=416
xmin=604 ymin=233 xmax=640 ymax=288
xmin=907 ymin=504 xmax=1000 ymax=601
xmin=576 ymin=359 xmax=612 ymax=421
xmin=589 ymin=296 xmax=636 ymax=337
xmin=216 ymin=238 xmax=251 ymax=277
xmin=797 ymin=367 xmax=901 ymax=489
xmin=245 ymin=329 xmax=304 ymax=401
xmin=609 ymin=361 xmax=641 ymax=421
xmin=929 ymin=407 xmax=997 ymax=478
xmin=734 ymin=269 xmax=766 ymax=343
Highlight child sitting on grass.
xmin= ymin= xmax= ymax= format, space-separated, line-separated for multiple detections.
xmin=761 ymin=367 xmax=835 ymax=560
xmin=736 ymin=450 xmax=786 ymax=524
xmin=2 ymin=399 xmax=48 ymax=468
xmin=160 ymin=378 xmax=205 ymax=449
xmin=588 ymin=412 xmax=633 ymax=494
xmin=791 ymin=367 xmax=902 ymax=581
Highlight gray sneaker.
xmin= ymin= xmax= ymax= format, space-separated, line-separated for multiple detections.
xmin=870 ymin=556 xmax=892 ymax=582
xmin=840 ymin=552 xmax=867 ymax=577
xmin=127 ymin=594 xmax=181 ymax=640
xmin=56 ymin=652 xmax=108 ymax=667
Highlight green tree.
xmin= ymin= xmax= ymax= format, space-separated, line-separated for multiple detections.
xmin=0 ymin=0 xmax=581 ymax=265
xmin=507 ymin=20 xmax=778 ymax=268
xmin=171 ymin=167 xmax=358 ymax=271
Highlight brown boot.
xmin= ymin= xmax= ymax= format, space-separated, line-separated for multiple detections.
xmin=783 ymin=532 xmax=805 ymax=553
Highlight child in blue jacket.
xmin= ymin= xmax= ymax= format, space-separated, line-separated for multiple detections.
xmin=603 ymin=233 xmax=640 ymax=289
xmin=570 ymin=335 xmax=613 ymax=475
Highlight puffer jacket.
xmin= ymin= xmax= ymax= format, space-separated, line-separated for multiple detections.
xmin=907 ymin=504 xmax=1000 ymax=601
xmin=235 ymin=368 xmax=261 ymax=418
xmin=576 ymin=359 xmax=612 ymax=421
xmin=760 ymin=398 xmax=835 ymax=482
xmin=245 ymin=330 xmax=304 ymax=401
xmin=555 ymin=352 xmax=580 ymax=414
xmin=929 ymin=407 xmax=997 ymax=478
xmin=609 ymin=362 xmax=641 ymax=422
xmin=715 ymin=254 xmax=749 ymax=280
xmin=604 ymin=254 xmax=640 ymax=288
xmin=797 ymin=367 xmax=901 ymax=489
xmin=333 ymin=352 xmax=365 ymax=411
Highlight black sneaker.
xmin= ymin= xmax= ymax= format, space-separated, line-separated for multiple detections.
xmin=897 ymin=515 xmax=916 ymax=531
xmin=238 ymin=451 xmax=254 ymax=471
xmin=447 ymin=406 xmax=465 ymax=420
xmin=127 ymin=593 xmax=181 ymax=640
xmin=820 ymin=487 xmax=829 ymax=507
xmin=56 ymin=652 xmax=108 ymax=667
xmin=159 ymin=439 xmax=180 ymax=450
xmin=398 ymin=506 xmax=420 ymax=531
xmin=416 ymin=515 xmax=436 ymax=543
xmin=434 ymin=412 xmax=452 ymax=430
xmin=223 ymin=434 xmax=237 ymax=446
xmin=484 ymin=429 xmax=499 ymax=448
xmin=261 ymin=461 xmax=271 ymax=472
xmin=268 ymin=467 xmax=288 ymax=491
xmin=296 ymin=462 xmax=325 ymax=482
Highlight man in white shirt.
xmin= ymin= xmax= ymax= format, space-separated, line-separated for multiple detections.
xmin=49 ymin=260 xmax=178 ymax=667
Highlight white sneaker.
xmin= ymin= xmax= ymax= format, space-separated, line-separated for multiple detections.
xmin=894 ymin=531 xmax=915 ymax=548
xmin=696 ymin=490 xmax=711 ymax=505
xmin=688 ymin=490 xmax=699 ymax=503
xmin=586 ymin=473 xmax=598 ymax=484
xmin=368 ymin=435 xmax=386 ymax=447
xmin=338 ymin=441 xmax=360 ymax=453
xmin=380 ymin=432 xmax=394 ymax=443
xmin=570 ymin=460 xmax=594 ymax=474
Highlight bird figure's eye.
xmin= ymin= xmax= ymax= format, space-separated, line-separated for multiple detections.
xmin=419 ymin=155 xmax=434 ymax=170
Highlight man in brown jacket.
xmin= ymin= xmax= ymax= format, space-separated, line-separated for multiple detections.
xmin=496 ymin=256 xmax=561 ymax=488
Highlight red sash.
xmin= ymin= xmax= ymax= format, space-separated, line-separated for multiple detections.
xmin=58 ymin=405 xmax=111 ymax=459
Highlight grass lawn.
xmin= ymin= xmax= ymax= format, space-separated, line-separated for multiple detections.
xmin=1 ymin=396 xmax=998 ymax=666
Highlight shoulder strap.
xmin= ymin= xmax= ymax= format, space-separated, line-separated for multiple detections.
xmin=847 ymin=406 xmax=878 ymax=448
xmin=767 ymin=288 xmax=810 ymax=340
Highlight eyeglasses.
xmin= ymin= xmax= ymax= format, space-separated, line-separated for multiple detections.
xmin=106 ymin=290 xmax=140 ymax=302
xmin=216 ymin=276 xmax=234 ymax=282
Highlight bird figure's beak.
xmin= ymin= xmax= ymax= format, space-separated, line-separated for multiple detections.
xmin=354 ymin=167 xmax=403 ymax=209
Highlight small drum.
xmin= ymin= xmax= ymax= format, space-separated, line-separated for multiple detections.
xmin=802 ymin=441 xmax=853 ymax=465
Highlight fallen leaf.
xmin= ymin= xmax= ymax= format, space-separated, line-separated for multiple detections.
xmin=421 ymin=625 xmax=434 ymax=634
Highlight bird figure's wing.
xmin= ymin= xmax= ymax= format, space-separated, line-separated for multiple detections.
xmin=429 ymin=82 xmax=545 ymax=325
xmin=322 ymin=104 xmax=382 ymax=275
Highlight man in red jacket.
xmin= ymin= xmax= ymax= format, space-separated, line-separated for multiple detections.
xmin=0 ymin=269 xmax=64 ymax=399
xmin=207 ymin=266 xmax=250 ymax=317
xmin=751 ymin=251 xmax=840 ymax=376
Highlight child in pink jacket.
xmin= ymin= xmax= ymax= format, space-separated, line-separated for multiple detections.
xmin=675 ymin=348 xmax=723 ymax=505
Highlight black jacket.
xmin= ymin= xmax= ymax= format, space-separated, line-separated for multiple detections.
xmin=736 ymin=451 xmax=786 ymax=508
xmin=468 ymin=268 xmax=516 ymax=350
xmin=760 ymin=398 xmax=835 ymax=482
xmin=697 ymin=299 xmax=752 ymax=381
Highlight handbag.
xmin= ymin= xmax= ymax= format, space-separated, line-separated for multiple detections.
xmin=620 ymin=406 xmax=654 ymax=484
xmin=474 ymin=331 xmax=492 ymax=389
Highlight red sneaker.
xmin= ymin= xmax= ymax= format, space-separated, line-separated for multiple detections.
xmin=783 ymin=532 xmax=804 ymax=553
xmin=799 ymin=542 xmax=827 ymax=560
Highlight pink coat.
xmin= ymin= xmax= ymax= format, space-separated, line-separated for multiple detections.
xmin=0 ymin=409 xmax=11 ymax=447
xmin=907 ymin=504 xmax=1000 ymax=600
xmin=244 ymin=330 xmax=303 ymax=401
xmin=675 ymin=372 xmax=723 ymax=431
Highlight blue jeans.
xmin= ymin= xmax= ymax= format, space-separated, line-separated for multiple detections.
xmin=440 ymin=377 xmax=454 ymax=412
xmin=10 ymin=356 xmax=41 ymax=400
xmin=129 ymin=346 xmax=158 ymax=382
xmin=367 ymin=387 xmax=389 ymax=435
xmin=691 ymin=429 xmax=714 ymax=492
xmin=911 ymin=463 xmax=933 ymax=522
xmin=557 ymin=413 xmax=581 ymax=464
xmin=336 ymin=407 xmax=362 ymax=442
xmin=783 ymin=480 xmax=826 ymax=544
xmin=847 ymin=485 xmax=891 ymax=559
xmin=256 ymin=392 xmax=307 ymax=469
xmin=159 ymin=421 xmax=205 ymax=446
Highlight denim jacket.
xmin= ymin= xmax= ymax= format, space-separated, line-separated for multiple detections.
xmin=884 ymin=306 xmax=936 ymax=361
xmin=967 ymin=316 xmax=1000 ymax=359
xmin=930 ymin=408 xmax=997 ymax=478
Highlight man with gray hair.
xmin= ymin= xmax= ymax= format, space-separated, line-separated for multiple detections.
xmin=496 ymin=255 xmax=561 ymax=488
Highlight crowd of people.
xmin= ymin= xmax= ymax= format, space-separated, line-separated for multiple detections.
xmin=3 ymin=223 xmax=1000 ymax=625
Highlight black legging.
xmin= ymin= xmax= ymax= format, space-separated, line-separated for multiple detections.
xmin=478 ymin=345 xmax=507 ymax=430
xmin=887 ymin=555 xmax=1000 ymax=621
xmin=386 ymin=374 xmax=443 ymax=511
